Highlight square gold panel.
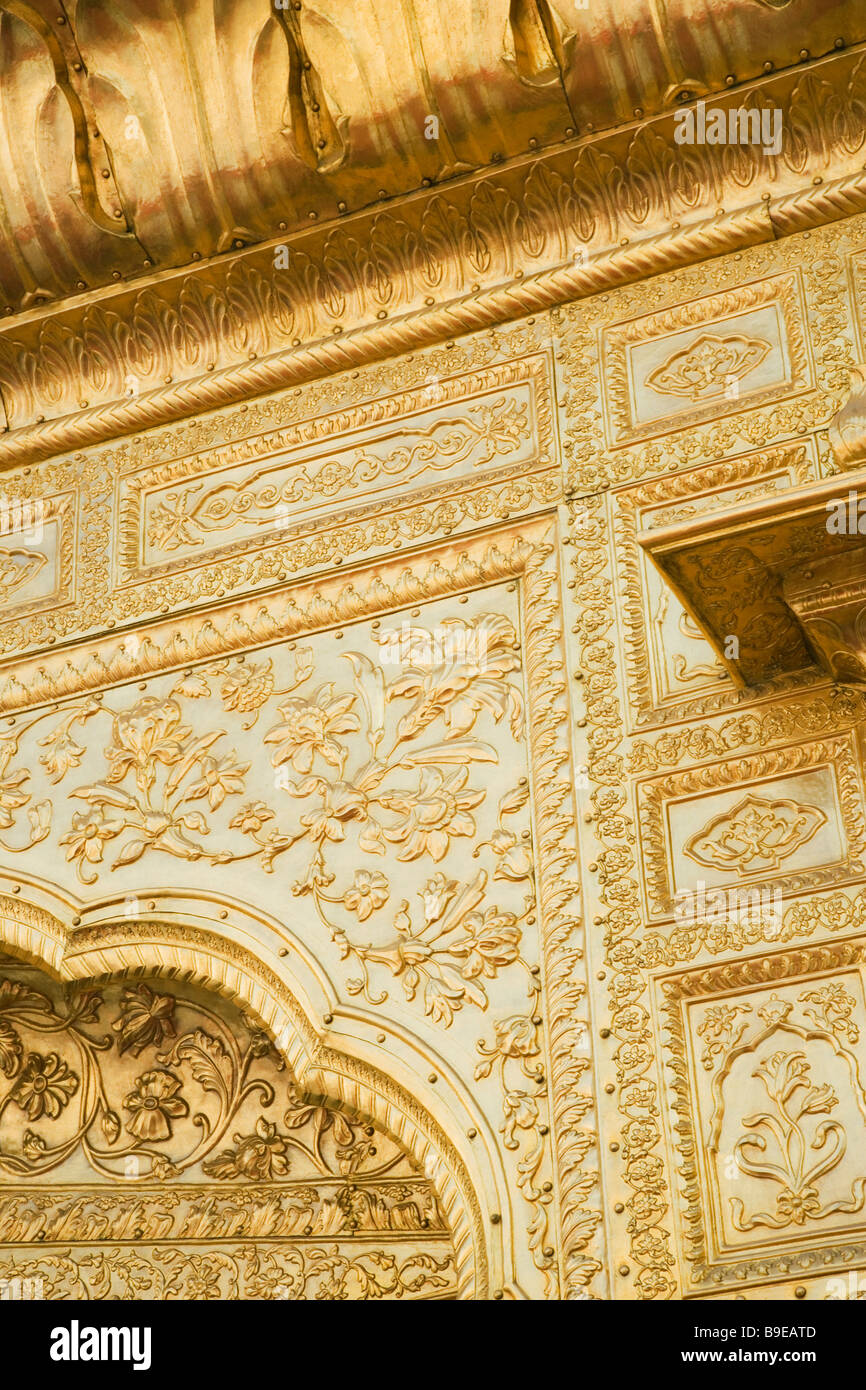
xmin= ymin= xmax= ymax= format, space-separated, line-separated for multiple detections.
xmin=636 ymin=733 xmax=866 ymax=921
xmin=615 ymin=441 xmax=815 ymax=726
xmin=659 ymin=941 xmax=866 ymax=1293
xmin=601 ymin=271 xmax=812 ymax=447
xmin=0 ymin=492 xmax=74 ymax=622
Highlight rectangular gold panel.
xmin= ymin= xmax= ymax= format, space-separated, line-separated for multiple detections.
xmin=600 ymin=271 xmax=812 ymax=447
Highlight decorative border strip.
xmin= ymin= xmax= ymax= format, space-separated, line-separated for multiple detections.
xmin=1 ymin=168 xmax=866 ymax=471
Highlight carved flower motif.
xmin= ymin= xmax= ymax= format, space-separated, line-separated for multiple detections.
xmin=645 ymin=333 xmax=770 ymax=401
xmin=490 ymin=1015 xmax=538 ymax=1058
xmin=186 ymin=752 xmax=249 ymax=809
xmin=379 ymin=767 xmax=484 ymax=861
xmin=451 ymin=907 xmax=521 ymax=978
xmin=59 ymin=806 xmax=125 ymax=880
xmin=684 ymin=795 xmax=827 ymax=876
xmin=106 ymin=697 xmax=190 ymax=792
xmin=476 ymin=1014 xmax=539 ymax=1078
xmin=124 ymin=1069 xmax=189 ymax=1142
xmin=386 ymin=614 xmax=523 ymax=740
xmin=265 ymin=686 xmax=359 ymax=774
xmin=113 ymin=984 xmax=178 ymax=1058
xmin=229 ymin=802 xmax=275 ymax=835
xmin=501 ymin=1090 xmax=538 ymax=1147
xmin=487 ymin=827 xmax=533 ymax=882
xmin=343 ymin=870 xmax=389 ymax=921
xmin=22 ymin=1129 xmax=46 ymax=1162
xmin=12 ymin=1052 xmax=78 ymax=1120
xmin=202 ymin=1117 xmax=290 ymax=1181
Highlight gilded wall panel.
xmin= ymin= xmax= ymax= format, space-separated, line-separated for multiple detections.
xmin=562 ymin=214 xmax=866 ymax=1300
xmin=0 ymin=512 xmax=600 ymax=1300
xmin=559 ymin=217 xmax=861 ymax=494
xmin=614 ymin=441 xmax=817 ymax=728
xmin=115 ymin=356 xmax=556 ymax=584
xmin=6 ymin=207 xmax=866 ymax=1300
xmin=600 ymin=272 xmax=812 ymax=449
xmin=636 ymin=734 xmax=866 ymax=919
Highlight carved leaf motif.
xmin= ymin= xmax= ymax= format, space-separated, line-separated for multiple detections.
xmin=0 ymin=548 xmax=47 ymax=603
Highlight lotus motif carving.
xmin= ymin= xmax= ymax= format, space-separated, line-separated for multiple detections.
xmin=0 ymin=548 xmax=47 ymax=605
xmin=646 ymin=332 xmax=771 ymax=400
xmin=684 ymin=793 xmax=827 ymax=876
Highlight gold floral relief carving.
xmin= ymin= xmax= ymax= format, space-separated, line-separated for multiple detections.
xmin=683 ymin=795 xmax=828 ymax=877
xmin=645 ymin=333 xmax=772 ymax=402
xmin=0 ymin=549 xmax=47 ymax=602
xmin=660 ymin=943 xmax=866 ymax=1293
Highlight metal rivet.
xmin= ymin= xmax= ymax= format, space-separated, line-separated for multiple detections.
xmin=323 ymin=1013 xmax=333 ymax=1024
xmin=490 ymin=1213 xmax=501 ymax=1224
